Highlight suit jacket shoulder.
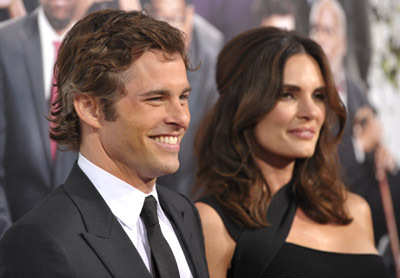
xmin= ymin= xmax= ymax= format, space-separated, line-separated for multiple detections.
xmin=0 ymin=10 xmax=38 ymax=46
xmin=0 ymin=164 xmax=150 ymax=278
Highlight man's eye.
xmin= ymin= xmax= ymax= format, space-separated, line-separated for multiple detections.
xmin=180 ymin=94 xmax=189 ymax=101
xmin=147 ymin=97 xmax=163 ymax=102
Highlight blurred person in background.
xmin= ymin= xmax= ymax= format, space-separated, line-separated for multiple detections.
xmin=83 ymin=0 xmax=141 ymax=19
xmin=192 ymin=0 xmax=255 ymax=44
xmin=0 ymin=0 xmax=79 ymax=237
xmin=309 ymin=0 xmax=400 ymax=250
xmin=254 ymin=0 xmax=296 ymax=31
xmin=0 ymin=0 xmax=36 ymax=21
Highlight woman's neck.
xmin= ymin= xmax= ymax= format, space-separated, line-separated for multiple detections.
xmin=254 ymin=155 xmax=295 ymax=195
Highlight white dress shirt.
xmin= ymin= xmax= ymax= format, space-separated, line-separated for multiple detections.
xmin=37 ymin=6 xmax=66 ymax=101
xmin=77 ymin=154 xmax=193 ymax=278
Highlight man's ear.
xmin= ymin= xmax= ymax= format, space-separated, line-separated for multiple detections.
xmin=73 ymin=94 xmax=102 ymax=129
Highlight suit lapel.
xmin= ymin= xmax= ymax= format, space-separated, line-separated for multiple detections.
xmin=81 ymin=223 xmax=151 ymax=278
xmin=23 ymin=11 xmax=52 ymax=169
xmin=63 ymin=164 xmax=151 ymax=278
xmin=158 ymin=188 xmax=201 ymax=278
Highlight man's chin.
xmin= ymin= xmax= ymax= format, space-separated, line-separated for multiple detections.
xmin=49 ymin=17 xmax=73 ymax=31
xmin=156 ymin=162 xmax=180 ymax=177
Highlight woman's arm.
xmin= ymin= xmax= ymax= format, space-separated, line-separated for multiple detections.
xmin=195 ymin=202 xmax=236 ymax=278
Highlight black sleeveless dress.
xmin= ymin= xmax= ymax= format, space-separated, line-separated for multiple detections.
xmin=198 ymin=183 xmax=390 ymax=278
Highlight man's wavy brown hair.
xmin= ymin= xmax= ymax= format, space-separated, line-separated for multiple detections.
xmin=49 ymin=9 xmax=190 ymax=151
xmin=195 ymin=27 xmax=351 ymax=228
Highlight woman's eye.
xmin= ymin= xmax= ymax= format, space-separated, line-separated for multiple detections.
xmin=314 ymin=92 xmax=326 ymax=101
xmin=280 ymin=91 xmax=294 ymax=99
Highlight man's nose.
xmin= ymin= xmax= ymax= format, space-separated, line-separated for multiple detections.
xmin=165 ymin=99 xmax=190 ymax=129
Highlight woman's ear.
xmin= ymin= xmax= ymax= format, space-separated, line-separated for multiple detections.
xmin=73 ymin=94 xmax=102 ymax=129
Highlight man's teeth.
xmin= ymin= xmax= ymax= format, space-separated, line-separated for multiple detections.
xmin=154 ymin=136 xmax=178 ymax=144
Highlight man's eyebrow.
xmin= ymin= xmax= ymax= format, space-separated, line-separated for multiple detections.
xmin=139 ymin=86 xmax=192 ymax=97
xmin=140 ymin=90 xmax=170 ymax=97
xmin=182 ymin=86 xmax=192 ymax=94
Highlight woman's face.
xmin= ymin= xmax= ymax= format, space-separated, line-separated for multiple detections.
xmin=252 ymin=54 xmax=326 ymax=165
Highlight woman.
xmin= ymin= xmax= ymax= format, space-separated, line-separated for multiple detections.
xmin=194 ymin=27 xmax=390 ymax=278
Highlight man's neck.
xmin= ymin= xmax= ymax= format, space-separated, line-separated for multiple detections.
xmin=80 ymin=145 xmax=157 ymax=194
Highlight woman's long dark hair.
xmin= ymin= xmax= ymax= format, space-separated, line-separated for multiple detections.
xmin=195 ymin=27 xmax=351 ymax=228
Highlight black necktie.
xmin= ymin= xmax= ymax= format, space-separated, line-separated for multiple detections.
xmin=140 ymin=195 xmax=180 ymax=278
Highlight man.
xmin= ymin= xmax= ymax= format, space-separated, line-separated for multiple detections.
xmin=0 ymin=0 xmax=78 ymax=237
xmin=255 ymin=0 xmax=296 ymax=31
xmin=0 ymin=9 xmax=208 ymax=277
xmin=144 ymin=0 xmax=223 ymax=196
xmin=309 ymin=0 xmax=399 ymax=245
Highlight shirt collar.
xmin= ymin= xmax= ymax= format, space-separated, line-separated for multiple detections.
xmin=77 ymin=153 xmax=161 ymax=230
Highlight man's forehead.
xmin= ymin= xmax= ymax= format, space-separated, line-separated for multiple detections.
xmin=124 ymin=50 xmax=186 ymax=82
xmin=135 ymin=50 xmax=183 ymax=66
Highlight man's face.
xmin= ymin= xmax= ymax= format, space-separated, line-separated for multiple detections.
xmin=309 ymin=3 xmax=346 ymax=75
xmin=41 ymin=0 xmax=77 ymax=31
xmin=98 ymin=50 xmax=191 ymax=184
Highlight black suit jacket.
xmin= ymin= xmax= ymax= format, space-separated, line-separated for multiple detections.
xmin=0 ymin=164 xmax=209 ymax=277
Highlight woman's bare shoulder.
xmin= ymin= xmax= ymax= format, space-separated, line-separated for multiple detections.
xmin=345 ymin=192 xmax=375 ymax=243
xmin=345 ymin=192 xmax=372 ymax=220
